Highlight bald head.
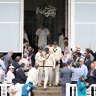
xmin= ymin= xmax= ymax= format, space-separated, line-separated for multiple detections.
xmin=8 ymin=51 xmax=13 ymax=56
xmin=91 ymin=63 xmax=95 ymax=70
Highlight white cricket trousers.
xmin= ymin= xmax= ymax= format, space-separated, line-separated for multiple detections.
xmin=44 ymin=67 xmax=54 ymax=87
xmin=37 ymin=67 xmax=43 ymax=85
xmin=55 ymin=64 xmax=60 ymax=85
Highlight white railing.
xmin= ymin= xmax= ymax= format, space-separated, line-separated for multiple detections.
xmin=66 ymin=83 xmax=96 ymax=96
xmin=0 ymin=84 xmax=31 ymax=96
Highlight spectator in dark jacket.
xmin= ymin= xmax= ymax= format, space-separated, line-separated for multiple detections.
xmin=85 ymin=54 xmax=93 ymax=71
xmin=87 ymin=63 xmax=96 ymax=84
xmin=12 ymin=56 xmax=21 ymax=76
xmin=16 ymin=63 xmax=27 ymax=84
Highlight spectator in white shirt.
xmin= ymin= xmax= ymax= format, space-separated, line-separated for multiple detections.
xmin=0 ymin=54 xmax=6 ymax=72
xmin=7 ymin=66 xmax=15 ymax=84
xmin=79 ymin=58 xmax=88 ymax=76
xmin=8 ymin=78 xmax=21 ymax=96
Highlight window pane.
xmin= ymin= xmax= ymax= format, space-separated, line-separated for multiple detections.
xmin=0 ymin=0 xmax=20 ymax=2
xmin=0 ymin=24 xmax=20 ymax=52
xmin=0 ymin=3 xmax=20 ymax=22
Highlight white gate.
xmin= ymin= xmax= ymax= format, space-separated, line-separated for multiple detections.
xmin=66 ymin=83 xmax=96 ymax=96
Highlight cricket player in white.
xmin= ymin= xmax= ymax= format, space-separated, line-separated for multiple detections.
xmin=35 ymin=47 xmax=45 ymax=86
xmin=44 ymin=48 xmax=56 ymax=89
xmin=52 ymin=41 xmax=62 ymax=86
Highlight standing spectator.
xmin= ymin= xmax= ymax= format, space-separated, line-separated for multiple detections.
xmin=35 ymin=47 xmax=45 ymax=86
xmin=70 ymin=62 xmax=83 ymax=84
xmin=7 ymin=59 xmax=13 ymax=72
xmin=16 ymin=63 xmax=27 ymax=84
xmin=85 ymin=48 xmax=94 ymax=61
xmin=4 ymin=51 xmax=13 ymax=73
xmin=87 ymin=63 xmax=96 ymax=96
xmin=12 ymin=56 xmax=21 ymax=76
xmin=26 ymin=64 xmax=39 ymax=86
xmin=12 ymin=56 xmax=21 ymax=70
xmin=28 ymin=46 xmax=35 ymax=67
xmin=35 ymin=25 xmax=50 ymax=50
xmin=87 ymin=63 xmax=96 ymax=84
xmin=77 ymin=74 xmax=89 ymax=96
xmin=75 ymin=45 xmax=85 ymax=58
xmin=85 ymin=54 xmax=93 ymax=71
xmin=89 ymin=48 xmax=96 ymax=61
xmin=0 ymin=54 xmax=6 ymax=72
xmin=52 ymin=41 xmax=62 ymax=86
xmin=60 ymin=63 xmax=72 ymax=96
xmin=44 ymin=48 xmax=55 ymax=89
xmin=22 ymin=81 xmax=35 ymax=96
xmin=59 ymin=28 xmax=65 ymax=51
xmin=74 ymin=52 xmax=81 ymax=67
xmin=7 ymin=66 xmax=15 ymax=84
xmin=79 ymin=58 xmax=88 ymax=76
xmin=8 ymin=78 xmax=21 ymax=96
xmin=19 ymin=54 xmax=29 ymax=76
xmin=24 ymin=30 xmax=29 ymax=44
xmin=62 ymin=49 xmax=71 ymax=63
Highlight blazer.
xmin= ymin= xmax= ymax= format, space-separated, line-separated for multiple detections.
xmin=84 ymin=59 xmax=93 ymax=71
xmin=87 ymin=69 xmax=96 ymax=84
xmin=16 ymin=68 xmax=27 ymax=84
xmin=60 ymin=67 xmax=72 ymax=85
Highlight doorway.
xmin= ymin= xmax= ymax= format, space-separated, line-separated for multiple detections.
xmin=24 ymin=0 xmax=67 ymax=49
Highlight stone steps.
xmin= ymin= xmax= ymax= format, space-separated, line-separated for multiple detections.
xmin=35 ymin=87 xmax=62 ymax=96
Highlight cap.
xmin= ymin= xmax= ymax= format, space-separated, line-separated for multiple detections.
xmin=9 ymin=66 xmax=14 ymax=69
xmin=75 ymin=52 xmax=81 ymax=56
xmin=38 ymin=46 xmax=43 ymax=50
xmin=79 ymin=58 xmax=84 ymax=61
xmin=81 ymin=74 xmax=87 ymax=79
xmin=49 ymin=40 xmax=53 ymax=44
xmin=75 ymin=45 xmax=81 ymax=51
xmin=45 ymin=47 xmax=49 ymax=52
xmin=53 ymin=41 xmax=58 ymax=45
xmin=29 ymin=81 xmax=33 ymax=84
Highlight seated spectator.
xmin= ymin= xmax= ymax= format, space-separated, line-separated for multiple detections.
xmin=22 ymin=81 xmax=35 ymax=96
xmin=7 ymin=66 xmax=15 ymax=84
xmin=85 ymin=54 xmax=93 ymax=71
xmin=16 ymin=63 xmax=27 ymax=84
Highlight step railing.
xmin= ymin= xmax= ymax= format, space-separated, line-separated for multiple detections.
xmin=0 ymin=84 xmax=31 ymax=96
xmin=66 ymin=83 xmax=96 ymax=96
